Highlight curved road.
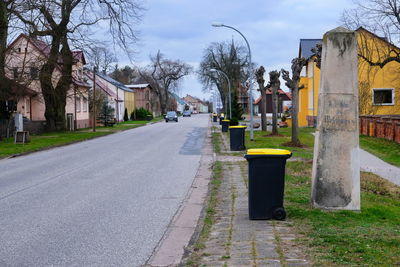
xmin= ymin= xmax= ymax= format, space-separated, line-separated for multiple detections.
xmin=0 ymin=114 xmax=209 ymax=267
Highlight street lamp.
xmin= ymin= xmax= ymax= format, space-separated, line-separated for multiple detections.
xmin=212 ymin=22 xmax=254 ymax=140
xmin=210 ymin=68 xmax=231 ymax=120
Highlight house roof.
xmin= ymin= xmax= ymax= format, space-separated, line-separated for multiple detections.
xmin=170 ymin=92 xmax=186 ymax=105
xmin=253 ymin=88 xmax=292 ymax=104
xmin=356 ymin=26 xmax=400 ymax=51
xmin=85 ymin=71 xmax=121 ymax=100
xmin=126 ymin=83 xmax=150 ymax=89
xmin=6 ymin=77 xmax=38 ymax=97
xmin=9 ymin=34 xmax=86 ymax=65
xmin=96 ymin=72 xmax=133 ymax=92
xmin=72 ymin=77 xmax=91 ymax=88
xmin=298 ymin=39 xmax=322 ymax=59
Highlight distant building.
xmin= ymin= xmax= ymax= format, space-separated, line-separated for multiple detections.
xmin=253 ymin=88 xmax=292 ymax=114
xmin=183 ymin=94 xmax=209 ymax=113
xmin=170 ymin=92 xmax=187 ymax=113
xmin=126 ymin=84 xmax=161 ymax=117
xmin=95 ymin=72 xmax=134 ymax=122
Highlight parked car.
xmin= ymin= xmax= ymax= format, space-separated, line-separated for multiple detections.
xmin=165 ymin=111 xmax=178 ymax=122
xmin=182 ymin=110 xmax=191 ymax=117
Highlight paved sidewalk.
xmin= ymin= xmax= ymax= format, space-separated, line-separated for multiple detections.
xmin=192 ymin=159 xmax=310 ymax=266
xmin=360 ymin=149 xmax=400 ymax=186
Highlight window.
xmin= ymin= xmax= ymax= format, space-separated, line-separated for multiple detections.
xmin=82 ymin=97 xmax=88 ymax=112
xmin=145 ymin=90 xmax=150 ymax=101
xmin=373 ymin=88 xmax=394 ymax=105
xmin=30 ymin=67 xmax=38 ymax=79
xmin=76 ymin=97 xmax=81 ymax=112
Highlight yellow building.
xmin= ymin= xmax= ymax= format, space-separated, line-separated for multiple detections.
xmin=298 ymin=28 xmax=400 ymax=127
xmin=124 ymin=90 xmax=135 ymax=116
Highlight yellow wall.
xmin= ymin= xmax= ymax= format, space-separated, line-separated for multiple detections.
xmin=298 ymin=29 xmax=400 ymax=127
xmin=357 ymin=29 xmax=400 ymax=115
xmin=298 ymin=76 xmax=309 ymax=127
xmin=124 ymin=91 xmax=135 ymax=115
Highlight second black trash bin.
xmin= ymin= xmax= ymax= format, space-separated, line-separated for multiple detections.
xmin=221 ymin=119 xmax=230 ymax=132
xmin=212 ymin=113 xmax=218 ymax=122
xmin=244 ymin=148 xmax=292 ymax=220
xmin=229 ymin=126 xmax=247 ymax=151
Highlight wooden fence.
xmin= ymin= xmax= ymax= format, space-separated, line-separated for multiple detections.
xmin=359 ymin=115 xmax=400 ymax=144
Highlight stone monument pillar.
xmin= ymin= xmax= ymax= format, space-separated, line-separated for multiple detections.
xmin=311 ymin=27 xmax=360 ymax=210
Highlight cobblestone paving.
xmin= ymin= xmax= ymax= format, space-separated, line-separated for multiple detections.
xmin=197 ymin=161 xmax=310 ymax=267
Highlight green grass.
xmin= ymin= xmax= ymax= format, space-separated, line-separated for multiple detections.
xmin=0 ymin=120 xmax=152 ymax=159
xmin=240 ymin=127 xmax=400 ymax=265
xmin=245 ymin=127 xmax=316 ymax=159
xmin=212 ymin=128 xmax=222 ymax=154
xmin=285 ymin=162 xmax=400 ymax=266
xmin=360 ymin=135 xmax=400 ymax=167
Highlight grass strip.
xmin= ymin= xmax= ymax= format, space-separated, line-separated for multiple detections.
xmin=0 ymin=120 xmax=153 ymax=159
xmin=245 ymin=127 xmax=315 ymax=159
xmin=184 ymin=161 xmax=223 ymax=266
xmin=285 ymin=161 xmax=400 ymax=266
xmin=360 ymin=135 xmax=400 ymax=167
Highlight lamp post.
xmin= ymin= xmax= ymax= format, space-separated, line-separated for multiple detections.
xmin=210 ymin=68 xmax=231 ymax=119
xmin=212 ymin=23 xmax=254 ymax=140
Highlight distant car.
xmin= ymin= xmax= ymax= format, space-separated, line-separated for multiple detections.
xmin=182 ymin=110 xmax=191 ymax=117
xmin=165 ymin=111 xmax=178 ymax=122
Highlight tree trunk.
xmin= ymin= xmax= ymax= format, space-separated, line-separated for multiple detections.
xmin=40 ymin=35 xmax=72 ymax=131
xmin=259 ymin=87 xmax=267 ymax=131
xmin=271 ymin=86 xmax=278 ymax=135
xmin=291 ymin=87 xmax=300 ymax=145
xmin=0 ymin=1 xmax=9 ymax=101
xmin=159 ymin=90 xmax=167 ymax=114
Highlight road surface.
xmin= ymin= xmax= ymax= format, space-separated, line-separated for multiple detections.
xmin=0 ymin=114 xmax=209 ymax=267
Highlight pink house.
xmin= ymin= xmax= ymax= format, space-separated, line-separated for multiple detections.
xmin=5 ymin=34 xmax=91 ymax=131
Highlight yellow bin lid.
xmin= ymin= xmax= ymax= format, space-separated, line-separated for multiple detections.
xmin=222 ymin=119 xmax=230 ymax=122
xmin=247 ymin=148 xmax=291 ymax=155
xmin=229 ymin=126 xmax=247 ymax=129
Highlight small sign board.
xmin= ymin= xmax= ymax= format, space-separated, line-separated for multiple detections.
xmin=14 ymin=131 xmax=30 ymax=144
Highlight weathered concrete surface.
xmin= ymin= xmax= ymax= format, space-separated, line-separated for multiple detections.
xmin=186 ymin=161 xmax=311 ymax=266
xmin=311 ymin=27 xmax=360 ymax=210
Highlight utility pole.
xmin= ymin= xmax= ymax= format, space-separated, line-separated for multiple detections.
xmin=92 ymin=67 xmax=96 ymax=132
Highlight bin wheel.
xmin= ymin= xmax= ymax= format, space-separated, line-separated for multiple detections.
xmin=272 ymin=207 xmax=286 ymax=220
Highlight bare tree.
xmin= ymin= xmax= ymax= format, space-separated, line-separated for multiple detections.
xmin=268 ymin=70 xmax=280 ymax=135
xmin=109 ymin=65 xmax=138 ymax=84
xmin=342 ymin=0 xmax=400 ymax=67
xmin=198 ymin=41 xmax=249 ymax=116
xmin=140 ymin=51 xmax=192 ymax=114
xmin=88 ymin=46 xmax=117 ymax=74
xmin=311 ymin=43 xmax=322 ymax=69
xmin=281 ymin=57 xmax=307 ymax=146
xmin=255 ymin=66 xmax=267 ymax=131
xmin=9 ymin=0 xmax=143 ymax=131
xmin=0 ymin=0 xmax=20 ymax=103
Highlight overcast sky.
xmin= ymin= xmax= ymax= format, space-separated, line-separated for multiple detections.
xmin=121 ymin=0 xmax=356 ymax=100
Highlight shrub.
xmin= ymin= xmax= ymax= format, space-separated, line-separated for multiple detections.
xmin=123 ymin=108 xmax=129 ymax=121
xmin=134 ymin=107 xmax=152 ymax=120
xmin=229 ymin=117 xmax=239 ymax=126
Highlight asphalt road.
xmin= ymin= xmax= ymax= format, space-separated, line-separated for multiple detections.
xmin=0 ymin=114 xmax=209 ymax=267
